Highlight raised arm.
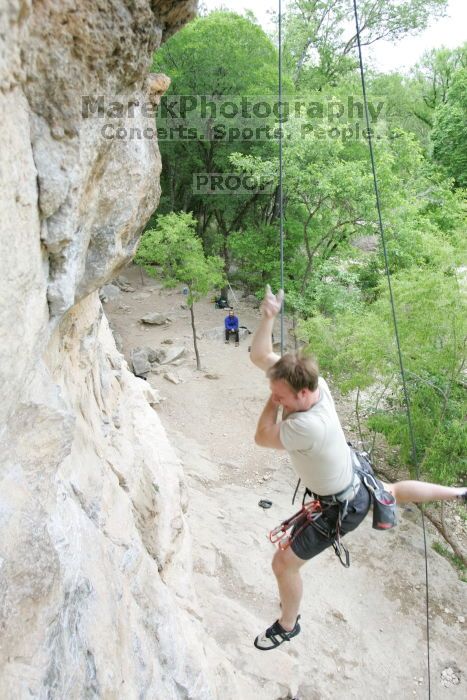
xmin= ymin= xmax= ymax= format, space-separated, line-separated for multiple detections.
xmin=250 ymin=285 xmax=284 ymax=372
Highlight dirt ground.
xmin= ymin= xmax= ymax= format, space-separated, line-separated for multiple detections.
xmin=105 ymin=264 xmax=466 ymax=700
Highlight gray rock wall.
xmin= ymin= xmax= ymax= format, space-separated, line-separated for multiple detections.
xmin=0 ymin=2 xmax=218 ymax=697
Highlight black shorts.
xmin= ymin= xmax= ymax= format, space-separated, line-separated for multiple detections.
xmin=291 ymin=482 xmax=371 ymax=561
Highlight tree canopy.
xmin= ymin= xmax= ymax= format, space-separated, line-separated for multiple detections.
xmin=135 ymin=212 xmax=225 ymax=369
xmin=141 ymin=4 xmax=466 ymax=513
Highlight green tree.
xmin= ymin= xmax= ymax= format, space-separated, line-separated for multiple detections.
xmin=432 ymin=67 xmax=467 ymax=187
xmin=135 ymin=213 xmax=225 ymax=370
xmin=299 ymin=266 xmax=466 ymax=486
xmin=282 ymin=0 xmax=448 ymax=88
xmin=411 ymin=44 xmax=467 ymax=127
xmin=152 ymin=11 xmax=288 ymax=262
xmin=228 ymin=119 xmax=440 ymax=301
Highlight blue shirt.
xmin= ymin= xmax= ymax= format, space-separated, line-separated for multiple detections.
xmin=225 ymin=315 xmax=239 ymax=331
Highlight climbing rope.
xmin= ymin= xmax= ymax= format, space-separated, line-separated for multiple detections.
xmin=351 ymin=0 xmax=432 ymax=695
xmin=278 ymin=0 xmax=285 ymax=355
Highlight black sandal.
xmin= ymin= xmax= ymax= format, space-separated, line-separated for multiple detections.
xmin=254 ymin=615 xmax=301 ymax=650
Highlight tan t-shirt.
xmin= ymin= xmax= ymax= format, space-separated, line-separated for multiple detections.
xmin=279 ymin=377 xmax=352 ymax=496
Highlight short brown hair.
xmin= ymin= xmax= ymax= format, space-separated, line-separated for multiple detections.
xmin=267 ymin=352 xmax=319 ymax=392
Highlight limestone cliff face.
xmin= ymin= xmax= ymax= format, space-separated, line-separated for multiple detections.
xmin=0 ymin=2 xmax=217 ymax=698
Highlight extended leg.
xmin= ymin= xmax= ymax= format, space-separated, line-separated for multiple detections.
xmin=384 ymin=481 xmax=466 ymax=505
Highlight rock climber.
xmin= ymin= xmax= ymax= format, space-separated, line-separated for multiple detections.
xmin=250 ymin=284 xmax=466 ymax=651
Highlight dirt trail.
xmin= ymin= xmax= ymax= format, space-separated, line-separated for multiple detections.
xmin=105 ymin=265 xmax=466 ymax=700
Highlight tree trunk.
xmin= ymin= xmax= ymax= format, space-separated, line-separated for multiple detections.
xmin=292 ymin=313 xmax=299 ymax=351
xmin=189 ymin=302 xmax=201 ymax=370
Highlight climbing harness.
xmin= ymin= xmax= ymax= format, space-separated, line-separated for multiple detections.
xmin=269 ymin=496 xmax=350 ymax=568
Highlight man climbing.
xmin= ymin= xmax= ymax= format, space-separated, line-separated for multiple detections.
xmin=250 ymin=284 xmax=466 ymax=651
xmin=225 ymin=308 xmax=240 ymax=346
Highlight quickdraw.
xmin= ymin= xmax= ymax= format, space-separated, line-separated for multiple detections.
xmin=269 ymin=499 xmax=323 ymax=550
xmin=269 ymin=499 xmax=350 ymax=568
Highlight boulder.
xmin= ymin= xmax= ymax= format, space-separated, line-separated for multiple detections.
xmin=99 ymin=283 xmax=121 ymax=303
xmin=204 ymin=327 xmax=249 ymax=342
xmin=159 ymin=345 xmax=186 ymax=365
xmin=147 ymin=348 xmax=166 ymax=364
xmin=130 ymin=347 xmax=151 ymax=376
xmin=244 ymin=294 xmax=260 ymax=308
xmin=131 ymin=345 xmax=170 ymax=374
xmin=113 ymin=276 xmax=136 ymax=293
xmin=202 ymin=326 xmax=225 ymax=341
xmin=141 ymin=312 xmax=169 ymax=325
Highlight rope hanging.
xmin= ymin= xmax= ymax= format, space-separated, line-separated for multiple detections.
xmin=351 ymin=0 xmax=431 ymax=694
xmin=278 ymin=0 xmax=285 ymax=355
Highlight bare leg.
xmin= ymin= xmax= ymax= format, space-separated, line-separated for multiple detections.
xmin=383 ymin=481 xmax=465 ymax=505
xmin=271 ymin=546 xmax=307 ymax=631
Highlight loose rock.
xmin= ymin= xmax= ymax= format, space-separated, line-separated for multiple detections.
xmin=164 ymin=372 xmax=180 ymax=385
xmin=141 ymin=312 xmax=169 ymax=325
xmin=131 ymin=347 xmax=151 ymax=375
xmin=99 ymin=284 xmax=121 ymax=303
xmin=440 ymin=667 xmax=460 ymax=687
xmin=159 ymin=345 xmax=186 ymax=365
xmin=139 ymin=381 xmax=163 ymax=406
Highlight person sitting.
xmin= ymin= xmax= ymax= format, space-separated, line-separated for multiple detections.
xmin=215 ymin=296 xmax=229 ymax=309
xmin=225 ymin=309 xmax=240 ymax=346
